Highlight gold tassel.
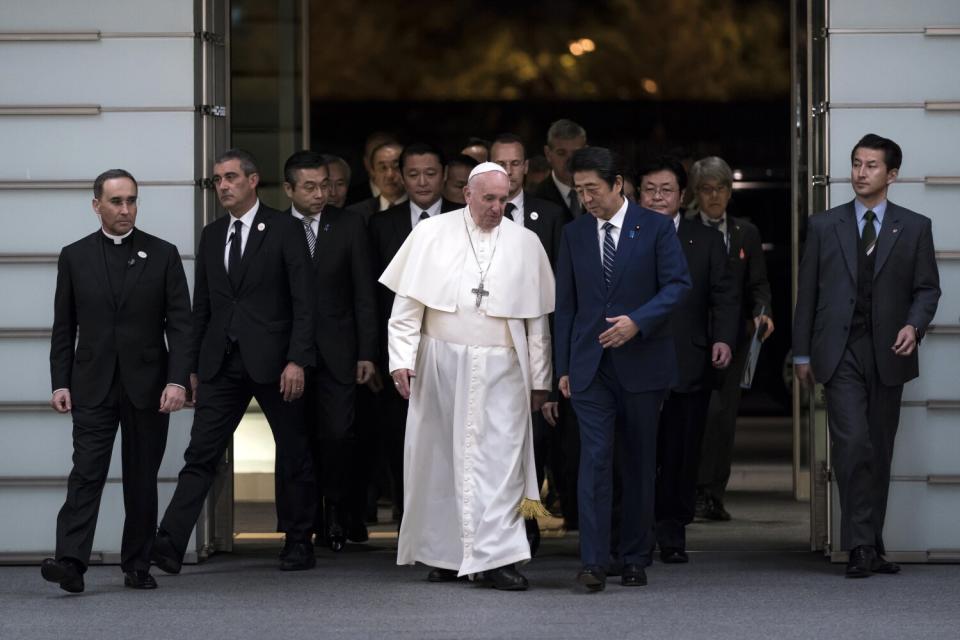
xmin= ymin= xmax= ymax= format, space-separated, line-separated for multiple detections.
xmin=518 ymin=498 xmax=551 ymax=520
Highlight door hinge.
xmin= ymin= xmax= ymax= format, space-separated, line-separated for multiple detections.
xmin=811 ymin=175 xmax=830 ymax=187
xmin=196 ymin=30 xmax=225 ymax=46
xmin=197 ymin=104 xmax=226 ymax=117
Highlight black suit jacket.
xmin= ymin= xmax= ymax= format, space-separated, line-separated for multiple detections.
xmin=519 ymin=191 xmax=566 ymax=267
xmin=192 ymin=203 xmax=316 ymax=384
xmin=793 ymin=200 xmax=940 ymax=386
xmin=709 ymin=214 xmax=773 ymax=346
xmin=367 ymin=198 xmax=459 ymax=369
xmin=534 ymin=175 xmax=577 ymax=220
xmin=670 ymin=217 xmax=740 ymax=392
xmin=347 ymin=196 xmax=380 ymax=226
xmin=286 ymin=206 xmax=378 ymax=384
xmin=50 ymin=229 xmax=192 ymax=409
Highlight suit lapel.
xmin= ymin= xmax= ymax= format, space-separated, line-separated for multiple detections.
xmin=873 ymin=203 xmax=902 ymax=278
xmin=609 ymin=206 xmax=643 ymax=293
xmin=235 ymin=207 xmax=268 ymax=288
xmin=118 ymin=229 xmax=148 ymax=309
xmin=834 ymin=202 xmax=859 ymax=281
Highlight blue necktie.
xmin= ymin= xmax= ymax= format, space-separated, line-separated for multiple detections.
xmin=602 ymin=221 xmax=616 ymax=288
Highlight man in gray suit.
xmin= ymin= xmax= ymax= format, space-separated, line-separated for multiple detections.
xmin=793 ymin=133 xmax=940 ymax=578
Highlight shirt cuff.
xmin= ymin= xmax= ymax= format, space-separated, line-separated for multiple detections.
xmin=166 ymin=383 xmax=187 ymax=390
xmin=52 ymin=388 xmax=69 ymax=394
xmin=792 ymin=356 xmax=810 ymax=365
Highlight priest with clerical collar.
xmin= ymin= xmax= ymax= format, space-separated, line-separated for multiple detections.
xmin=380 ymin=162 xmax=554 ymax=591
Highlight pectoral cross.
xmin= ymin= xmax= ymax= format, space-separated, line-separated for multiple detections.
xmin=471 ymin=280 xmax=489 ymax=308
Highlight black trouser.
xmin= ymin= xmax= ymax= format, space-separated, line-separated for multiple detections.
xmin=160 ymin=347 xmax=316 ymax=553
xmin=349 ymin=383 xmax=380 ymax=526
xmin=655 ymin=388 xmax=711 ymax=550
xmin=379 ymin=379 xmax=409 ymax=517
xmin=697 ymin=341 xmax=749 ymax=501
xmin=551 ymin=397 xmax=581 ymax=528
xmin=301 ymin=359 xmax=356 ymax=532
xmin=824 ymin=333 xmax=903 ymax=553
xmin=56 ymin=370 xmax=168 ymax=572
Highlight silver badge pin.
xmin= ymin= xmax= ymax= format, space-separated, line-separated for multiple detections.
xmin=137 ymin=250 xmax=147 ymax=258
xmin=257 ymin=222 xmax=266 ymax=231
xmin=530 ymin=211 xmax=539 ymax=221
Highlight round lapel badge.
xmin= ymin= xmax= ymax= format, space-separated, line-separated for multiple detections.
xmin=257 ymin=222 xmax=266 ymax=231
xmin=530 ymin=211 xmax=539 ymax=221
xmin=137 ymin=250 xmax=147 ymax=259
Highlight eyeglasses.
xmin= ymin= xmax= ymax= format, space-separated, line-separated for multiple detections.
xmin=641 ymin=186 xmax=677 ymax=198
xmin=697 ymin=184 xmax=729 ymax=196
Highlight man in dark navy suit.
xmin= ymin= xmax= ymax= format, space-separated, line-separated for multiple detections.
xmin=43 ymin=169 xmax=192 ymax=593
xmin=555 ymin=147 xmax=690 ymax=591
xmin=152 ymin=149 xmax=318 ymax=574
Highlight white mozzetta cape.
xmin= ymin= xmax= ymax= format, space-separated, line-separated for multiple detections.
xmin=379 ymin=208 xmax=555 ymax=319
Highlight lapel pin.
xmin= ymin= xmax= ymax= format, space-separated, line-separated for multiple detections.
xmin=137 ymin=250 xmax=147 ymax=259
xmin=892 ymin=228 xmax=899 ymax=234
xmin=257 ymin=222 xmax=266 ymax=231
xmin=323 ymin=223 xmax=331 ymax=232
xmin=530 ymin=211 xmax=539 ymax=221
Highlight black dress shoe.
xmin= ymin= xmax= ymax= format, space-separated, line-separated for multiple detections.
xmin=845 ymin=545 xmax=875 ymax=579
xmin=427 ymin=567 xmax=460 ymax=582
xmin=525 ymin=518 xmax=541 ymax=557
xmin=702 ymin=496 xmax=731 ymax=521
xmin=575 ymin=565 xmax=606 ymax=592
xmin=621 ymin=564 xmax=648 ymax=586
xmin=870 ymin=554 xmax=901 ymax=574
xmin=325 ymin=504 xmax=347 ymax=552
xmin=124 ymin=570 xmax=158 ymax=589
xmin=41 ymin=558 xmax=84 ymax=593
xmin=481 ymin=565 xmax=529 ymax=591
xmin=279 ymin=540 xmax=316 ymax=571
xmin=660 ymin=548 xmax=689 ymax=564
xmin=346 ymin=520 xmax=369 ymax=544
xmin=150 ymin=532 xmax=182 ymax=575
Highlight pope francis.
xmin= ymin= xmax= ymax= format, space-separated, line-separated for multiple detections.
xmin=380 ymin=162 xmax=555 ymax=591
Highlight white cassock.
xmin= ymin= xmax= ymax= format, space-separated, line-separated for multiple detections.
xmin=380 ymin=209 xmax=555 ymax=576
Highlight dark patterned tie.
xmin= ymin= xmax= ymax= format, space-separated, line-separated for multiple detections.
xmin=302 ymin=217 xmax=317 ymax=258
xmin=602 ymin=222 xmax=616 ymax=288
xmin=504 ymin=203 xmax=516 ymax=221
xmin=419 ymin=210 xmax=430 ymax=223
xmin=861 ymin=209 xmax=877 ymax=256
xmin=228 ymin=219 xmax=242 ymax=287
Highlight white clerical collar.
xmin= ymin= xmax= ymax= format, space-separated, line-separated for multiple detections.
xmin=410 ymin=198 xmax=442 ymax=218
xmin=290 ymin=204 xmax=320 ymax=222
xmin=230 ymin=199 xmax=260 ymax=227
xmin=101 ymin=227 xmax=134 ymax=245
xmin=596 ymin=197 xmax=628 ymax=233
xmin=508 ymin=190 xmax=525 ymax=210
xmin=552 ymin=172 xmax=572 ymax=200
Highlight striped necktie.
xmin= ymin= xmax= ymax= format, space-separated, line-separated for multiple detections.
xmin=861 ymin=209 xmax=877 ymax=256
xmin=302 ymin=217 xmax=317 ymax=258
xmin=602 ymin=221 xmax=616 ymax=287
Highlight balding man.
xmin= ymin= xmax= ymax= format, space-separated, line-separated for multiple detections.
xmin=380 ymin=163 xmax=555 ymax=591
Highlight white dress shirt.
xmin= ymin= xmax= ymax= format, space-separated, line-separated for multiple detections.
xmin=506 ymin=190 xmax=525 ymax=227
xmin=223 ymin=199 xmax=259 ymax=272
xmin=379 ymin=193 xmax=408 ymax=212
xmin=290 ymin=204 xmax=320 ymax=237
xmin=410 ymin=198 xmax=443 ymax=229
xmin=595 ymin=197 xmax=629 ymax=260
